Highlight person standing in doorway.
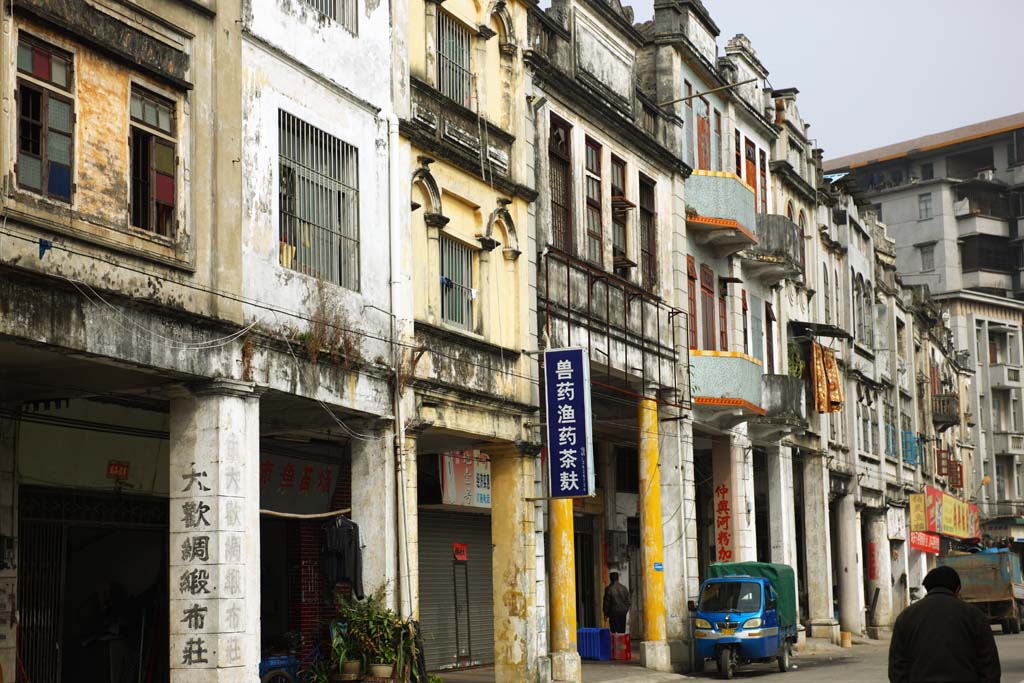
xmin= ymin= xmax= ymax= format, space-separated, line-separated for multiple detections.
xmin=888 ymin=565 xmax=1000 ymax=683
xmin=603 ymin=572 xmax=631 ymax=634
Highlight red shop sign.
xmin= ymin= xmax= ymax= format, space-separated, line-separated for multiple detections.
xmin=909 ymin=531 xmax=940 ymax=555
xmin=106 ymin=460 xmax=130 ymax=481
xmin=453 ymin=543 xmax=468 ymax=562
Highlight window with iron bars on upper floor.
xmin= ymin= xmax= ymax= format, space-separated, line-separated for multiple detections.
xmin=584 ymin=138 xmax=603 ymax=265
xmin=549 ymin=114 xmax=573 ymax=253
xmin=437 ymin=10 xmax=473 ymax=109
xmin=278 ymin=110 xmax=360 ymax=290
xmin=440 ymin=235 xmax=475 ymax=331
xmin=301 ymin=0 xmax=357 ymax=34
xmin=639 ymin=176 xmax=656 ymax=291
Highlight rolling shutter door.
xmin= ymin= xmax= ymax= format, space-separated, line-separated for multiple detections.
xmin=418 ymin=509 xmax=494 ymax=671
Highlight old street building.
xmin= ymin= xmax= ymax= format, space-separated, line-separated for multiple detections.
xmin=0 ymin=0 xmax=998 ymax=679
xmin=827 ymin=115 xmax=1024 ymax=534
xmin=1 ymin=0 xmax=400 ymax=680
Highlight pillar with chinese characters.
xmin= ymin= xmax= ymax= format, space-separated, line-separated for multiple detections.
xmin=711 ymin=433 xmax=756 ymax=563
xmin=638 ymin=391 xmax=671 ymax=671
xmin=169 ymin=380 xmax=261 ymax=680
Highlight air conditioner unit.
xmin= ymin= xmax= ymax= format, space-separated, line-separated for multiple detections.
xmin=977 ymin=169 xmax=995 ymax=182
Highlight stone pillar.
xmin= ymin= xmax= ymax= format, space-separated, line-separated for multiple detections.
xmin=836 ymin=494 xmax=862 ymax=635
xmin=399 ymin=430 xmax=422 ymax=619
xmin=680 ymin=419 xmax=700 ymax=602
xmin=351 ymin=422 xmax=398 ymax=608
xmin=766 ymin=445 xmax=798 ymax=575
xmin=549 ymin=498 xmax=580 ymax=683
xmin=169 ymin=380 xmax=261 ymax=680
xmin=489 ymin=443 xmax=544 ymax=683
xmin=0 ymin=413 xmax=17 ymax=678
xmin=802 ymin=454 xmax=839 ymax=642
xmin=423 ymin=212 xmax=449 ymax=325
xmin=865 ymin=512 xmax=894 ymax=636
xmin=658 ymin=401 xmax=689 ymax=669
xmin=711 ymin=433 xmax=756 ymax=563
xmin=638 ymin=393 xmax=671 ymax=671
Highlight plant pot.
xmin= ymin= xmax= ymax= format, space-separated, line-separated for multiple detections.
xmin=341 ymin=660 xmax=361 ymax=674
xmin=369 ymin=663 xmax=393 ymax=677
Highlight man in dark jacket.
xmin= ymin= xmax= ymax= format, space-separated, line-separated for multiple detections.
xmin=889 ymin=565 xmax=1000 ymax=683
xmin=603 ymin=572 xmax=631 ymax=633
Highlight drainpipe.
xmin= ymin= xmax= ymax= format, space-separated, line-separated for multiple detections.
xmin=386 ymin=111 xmax=413 ymax=619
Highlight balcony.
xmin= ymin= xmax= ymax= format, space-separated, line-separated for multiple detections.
xmin=957 ymin=213 xmax=1010 ymax=238
xmin=932 ymin=393 xmax=961 ymax=432
xmin=690 ymin=350 xmax=764 ymax=428
xmin=741 ymin=214 xmax=803 ymax=286
xmin=993 ymin=432 xmax=1024 ymax=456
xmin=750 ymin=374 xmax=808 ymax=440
xmin=685 ymin=171 xmax=758 ymax=257
xmin=990 ymin=363 xmax=1023 ymax=389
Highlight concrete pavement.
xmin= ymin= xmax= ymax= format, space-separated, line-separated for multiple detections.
xmin=435 ymin=629 xmax=1024 ymax=681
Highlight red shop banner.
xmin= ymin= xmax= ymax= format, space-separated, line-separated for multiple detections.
xmin=910 ymin=531 xmax=940 ymax=555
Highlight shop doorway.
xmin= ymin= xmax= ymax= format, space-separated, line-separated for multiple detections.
xmin=19 ymin=487 xmax=168 ymax=683
xmin=573 ymin=514 xmax=597 ymax=628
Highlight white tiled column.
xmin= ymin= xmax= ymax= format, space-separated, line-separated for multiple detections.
xmin=711 ymin=433 xmax=756 ymax=563
xmin=169 ymin=380 xmax=261 ymax=682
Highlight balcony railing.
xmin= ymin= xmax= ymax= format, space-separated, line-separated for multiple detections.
xmin=932 ymin=393 xmax=960 ymax=431
xmin=685 ymin=171 xmax=758 ymax=256
xmin=993 ymin=432 xmax=1024 ymax=455
xmin=742 ymin=214 xmax=803 ymax=285
xmin=989 ymin=363 xmax=1022 ymax=389
xmin=750 ymin=374 xmax=807 ymax=438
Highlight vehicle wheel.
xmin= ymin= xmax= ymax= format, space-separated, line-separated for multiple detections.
xmin=777 ymin=643 xmax=790 ymax=672
xmin=718 ymin=648 xmax=735 ymax=680
xmin=261 ymin=670 xmax=294 ymax=683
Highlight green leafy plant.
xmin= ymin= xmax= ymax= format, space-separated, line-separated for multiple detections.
xmin=330 ymin=621 xmax=354 ymax=667
xmin=427 ymin=675 xmax=445 ymax=683
xmin=300 ymin=659 xmax=331 ymax=683
xmin=788 ymin=343 xmax=806 ymax=378
xmin=337 ymin=587 xmax=401 ymax=667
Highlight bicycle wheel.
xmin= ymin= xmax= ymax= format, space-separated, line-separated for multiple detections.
xmin=261 ymin=669 xmax=295 ymax=683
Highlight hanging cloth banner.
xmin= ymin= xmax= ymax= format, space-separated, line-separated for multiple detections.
xmin=822 ymin=346 xmax=844 ymax=411
xmin=811 ymin=342 xmax=829 ymax=414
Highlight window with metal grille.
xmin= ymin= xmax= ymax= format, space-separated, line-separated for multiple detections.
xmin=16 ymin=35 xmax=74 ymax=202
xmin=884 ymin=401 xmax=897 ymax=459
xmin=549 ymin=115 xmax=573 ymax=252
xmin=300 ymin=0 xmax=357 ymax=33
xmin=130 ymin=87 xmax=177 ymax=236
xmin=437 ymin=11 xmax=473 ymax=108
xmin=734 ymin=129 xmax=742 ymax=176
xmin=700 ymin=265 xmax=715 ymax=350
xmin=584 ymin=138 xmax=603 ymax=264
xmin=718 ymin=282 xmax=729 ymax=351
xmin=741 ymin=290 xmax=748 ymax=355
xmin=440 ymin=235 xmax=475 ymax=330
xmin=639 ymin=176 xmax=656 ymax=290
xmin=713 ymin=109 xmax=722 ymax=171
xmin=918 ymin=193 xmax=932 ymax=220
xmin=765 ymin=301 xmax=775 ymax=372
xmin=759 ymin=149 xmax=768 ymax=214
xmin=278 ymin=110 xmax=360 ymax=290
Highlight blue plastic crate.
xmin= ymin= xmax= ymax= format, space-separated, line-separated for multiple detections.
xmin=576 ymin=627 xmax=611 ymax=661
xmin=259 ymin=655 xmax=299 ymax=678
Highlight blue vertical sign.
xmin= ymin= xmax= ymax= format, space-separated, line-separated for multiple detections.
xmin=544 ymin=347 xmax=595 ymax=498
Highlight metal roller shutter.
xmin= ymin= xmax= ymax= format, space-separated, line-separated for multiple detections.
xmin=418 ymin=509 xmax=494 ymax=671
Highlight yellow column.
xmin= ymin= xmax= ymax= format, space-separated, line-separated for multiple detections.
xmin=549 ymin=498 xmax=577 ymax=652
xmin=489 ymin=443 xmax=536 ymax=683
xmin=639 ymin=394 xmax=667 ymax=642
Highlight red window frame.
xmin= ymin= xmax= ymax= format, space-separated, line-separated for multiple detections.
xmin=759 ymin=148 xmax=768 ymax=214
xmin=696 ymin=97 xmax=711 ymax=170
xmin=700 ymin=264 xmax=716 ymax=350
xmin=687 ymin=256 xmax=698 ymax=350
xmin=130 ymin=87 xmax=177 ymax=236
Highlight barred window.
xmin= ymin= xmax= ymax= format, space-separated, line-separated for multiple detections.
xmin=437 ymin=11 xmax=473 ymax=108
xmin=549 ymin=115 xmax=573 ymax=252
xmin=301 ymin=0 xmax=357 ymax=33
xmin=16 ymin=35 xmax=74 ymax=202
xmin=440 ymin=235 xmax=475 ymax=330
xmin=278 ymin=111 xmax=360 ymax=290
xmin=584 ymin=138 xmax=603 ymax=264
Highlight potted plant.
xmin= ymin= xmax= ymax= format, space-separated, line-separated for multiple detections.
xmin=338 ymin=588 xmax=401 ymax=679
xmin=330 ymin=622 xmax=362 ymax=680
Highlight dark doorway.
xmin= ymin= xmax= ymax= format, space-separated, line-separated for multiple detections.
xmin=574 ymin=515 xmax=597 ymax=627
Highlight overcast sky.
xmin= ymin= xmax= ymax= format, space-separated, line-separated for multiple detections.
xmin=622 ymin=0 xmax=1024 ymax=160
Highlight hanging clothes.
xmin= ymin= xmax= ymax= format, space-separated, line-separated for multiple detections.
xmin=323 ymin=516 xmax=365 ymax=600
xmin=822 ymin=346 xmax=845 ymax=412
xmin=811 ymin=342 xmax=829 ymax=414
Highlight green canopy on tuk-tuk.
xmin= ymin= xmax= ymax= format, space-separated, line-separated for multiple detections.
xmin=707 ymin=562 xmax=797 ymax=628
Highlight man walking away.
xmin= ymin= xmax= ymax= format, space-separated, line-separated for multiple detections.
xmin=603 ymin=572 xmax=631 ymax=634
xmin=888 ymin=565 xmax=1000 ymax=683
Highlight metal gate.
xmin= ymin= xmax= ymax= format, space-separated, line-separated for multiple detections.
xmin=418 ymin=509 xmax=494 ymax=671
xmin=18 ymin=519 xmax=65 ymax=682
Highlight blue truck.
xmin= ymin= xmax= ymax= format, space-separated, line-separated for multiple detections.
xmin=939 ymin=549 xmax=1024 ymax=634
xmin=689 ymin=562 xmax=798 ymax=679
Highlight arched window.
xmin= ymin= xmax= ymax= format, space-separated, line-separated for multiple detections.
xmin=786 ymin=201 xmax=794 ymax=221
xmin=797 ymin=210 xmax=807 ymax=271
xmin=864 ymin=281 xmax=874 ymax=344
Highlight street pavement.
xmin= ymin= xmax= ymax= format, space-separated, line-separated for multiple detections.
xmin=437 ymin=628 xmax=1024 ymax=681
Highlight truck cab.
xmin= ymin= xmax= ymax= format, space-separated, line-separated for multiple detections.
xmin=690 ymin=563 xmax=797 ymax=679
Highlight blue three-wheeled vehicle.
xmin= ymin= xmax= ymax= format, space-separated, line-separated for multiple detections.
xmin=689 ymin=562 xmax=798 ymax=679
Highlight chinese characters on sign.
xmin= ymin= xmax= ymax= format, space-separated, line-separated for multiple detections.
xmin=544 ymin=348 xmax=594 ymax=498
xmin=441 ymin=451 xmax=492 ymax=508
xmin=909 ymin=531 xmax=940 ymax=554
xmin=259 ymin=454 xmax=339 ymax=515
xmin=714 ymin=484 xmax=733 ymax=562
xmin=911 ymin=487 xmax=978 ymax=539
